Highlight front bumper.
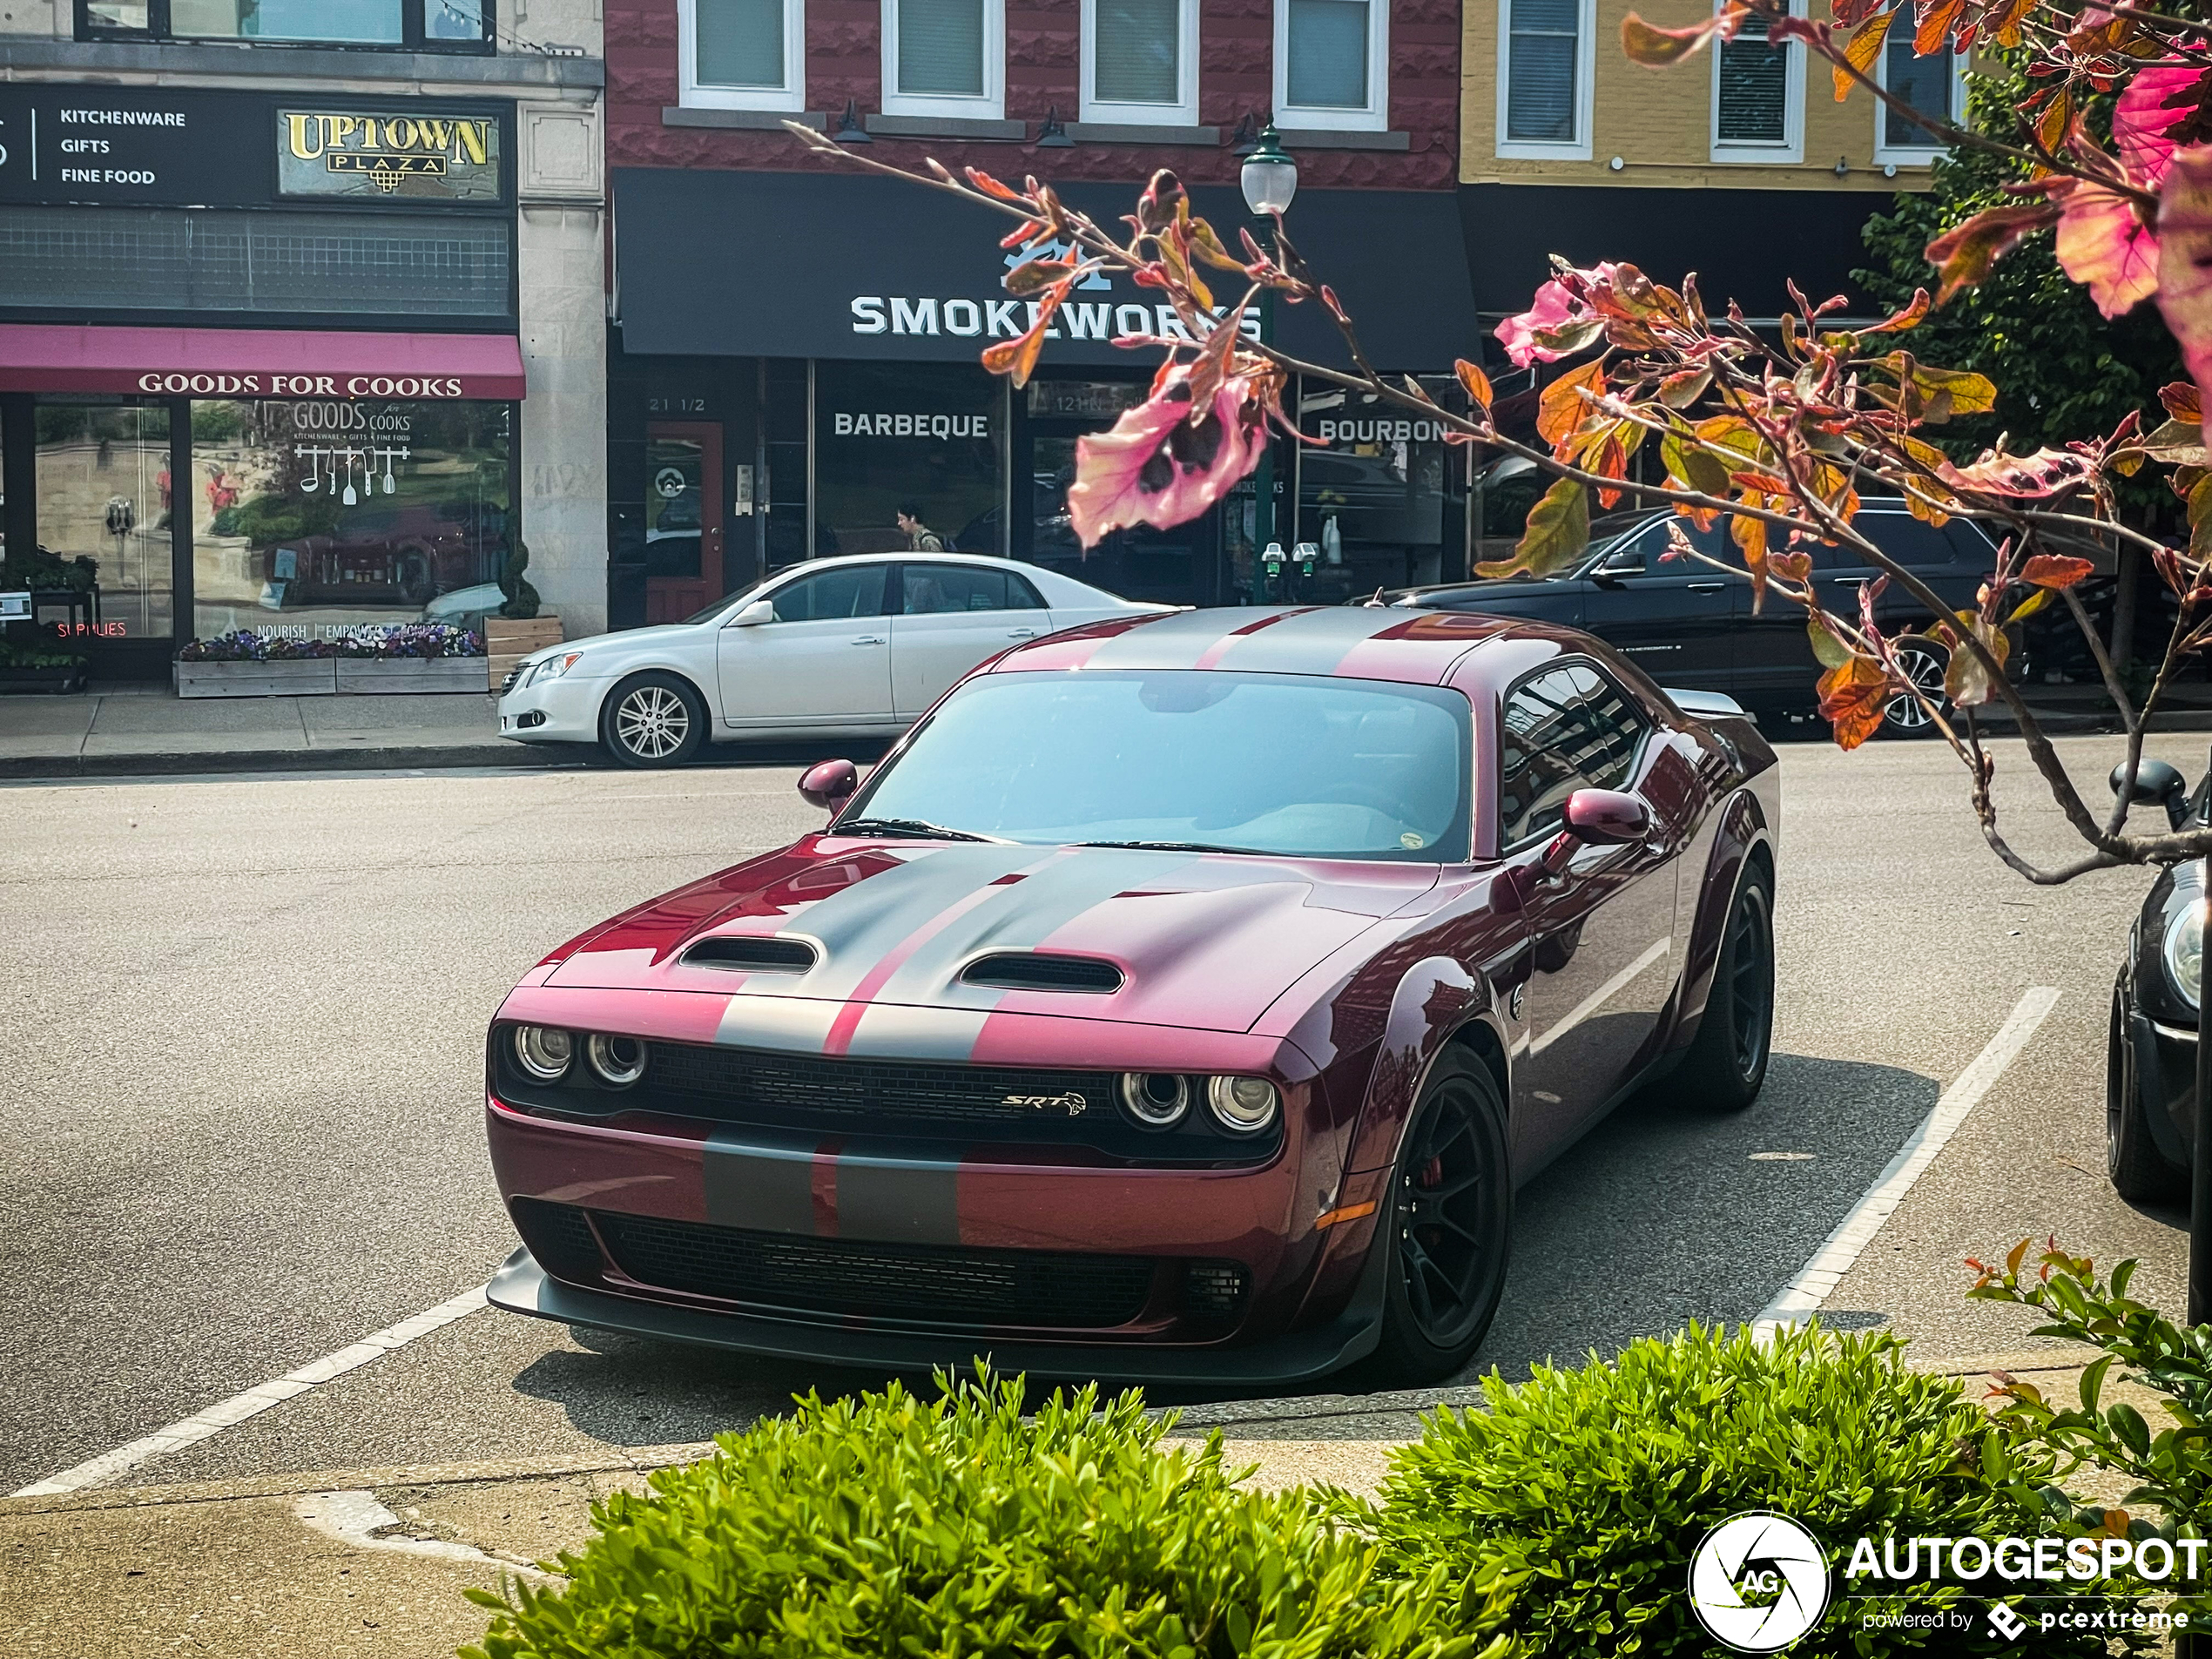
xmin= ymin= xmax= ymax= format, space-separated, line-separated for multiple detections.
xmin=496 ymin=666 xmax=609 ymax=745
xmin=2131 ymin=1005 xmax=2197 ymax=1164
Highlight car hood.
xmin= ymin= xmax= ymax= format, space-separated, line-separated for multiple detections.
xmin=547 ymin=840 xmax=1440 ymax=1035
xmin=530 ymin=622 xmax=703 ymax=667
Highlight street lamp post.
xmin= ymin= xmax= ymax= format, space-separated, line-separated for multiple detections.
xmin=1240 ymin=123 xmax=1296 ymax=606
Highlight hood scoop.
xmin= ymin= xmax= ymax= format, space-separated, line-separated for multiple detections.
xmin=681 ymin=936 xmax=818 ymax=974
xmin=960 ymin=952 xmax=1124 ymax=994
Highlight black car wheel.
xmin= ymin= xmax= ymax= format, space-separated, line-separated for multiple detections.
xmin=1368 ymin=1050 xmax=1512 ymax=1386
xmin=1881 ymin=637 xmax=1950 ymax=735
xmin=2107 ymin=967 xmax=2185 ymax=1203
xmin=600 ymin=672 xmax=707 ymax=768
xmin=1671 ymin=862 xmax=1775 ymax=1111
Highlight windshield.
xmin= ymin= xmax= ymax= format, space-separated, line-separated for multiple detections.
xmin=846 ymin=670 xmax=1472 ymax=861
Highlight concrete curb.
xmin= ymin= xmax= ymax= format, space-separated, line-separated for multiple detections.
xmin=0 ymin=743 xmax=554 ymax=781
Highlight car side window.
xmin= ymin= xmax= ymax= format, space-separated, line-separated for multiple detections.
xmin=902 ymin=564 xmax=1015 ymax=615
xmin=1498 ymin=664 xmax=1650 ymax=847
xmin=1008 ymin=570 xmax=1047 ymax=609
xmin=770 ymin=566 xmax=889 ymax=623
xmin=1865 ymin=513 xmax=1956 ymax=567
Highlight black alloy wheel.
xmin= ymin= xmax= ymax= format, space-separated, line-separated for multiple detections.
xmin=1881 ymin=637 xmax=1951 ymax=734
xmin=1368 ymin=1050 xmax=1512 ymax=1386
xmin=1672 ymin=862 xmax=1775 ymax=1111
xmin=600 ymin=671 xmax=708 ymax=768
xmin=2107 ymin=967 xmax=2185 ymax=1203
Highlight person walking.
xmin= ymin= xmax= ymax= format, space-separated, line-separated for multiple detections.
xmin=896 ymin=502 xmax=944 ymax=552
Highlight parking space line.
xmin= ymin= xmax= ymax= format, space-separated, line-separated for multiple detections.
xmin=1751 ymin=986 xmax=2061 ymax=1342
xmin=10 ymin=1285 xmax=488 ymax=1498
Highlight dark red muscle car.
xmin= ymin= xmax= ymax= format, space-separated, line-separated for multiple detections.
xmin=484 ymin=605 xmax=1781 ymax=1385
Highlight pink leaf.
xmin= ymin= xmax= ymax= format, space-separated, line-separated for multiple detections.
xmin=2116 ymin=64 xmax=2202 ymax=185
xmin=1495 ymin=276 xmax=1595 ymax=368
xmin=2160 ymin=145 xmax=2212 ymax=423
xmin=2056 ymin=181 xmax=2161 ymax=318
xmin=1066 ymin=366 xmax=1266 ymax=547
xmin=1934 ymin=447 xmax=2098 ymax=497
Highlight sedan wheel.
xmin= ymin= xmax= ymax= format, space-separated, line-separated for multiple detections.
xmin=1368 ymin=1051 xmax=1511 ymax=1386
xmin=1881 ymin=638 xmax=1950 ymax=733
xmin=601 ymin=672 xmax=707 ymax=769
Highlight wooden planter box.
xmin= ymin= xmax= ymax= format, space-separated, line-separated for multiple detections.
xmin=486 ymin=613 xmax=563 ymax=694
xmin=335 ymin=656 xmax=489 ymax=695
xmin=0 ymin=665 xmax=87 ymax=694
xmin=174 ymin=658 xmax=336 ymax=698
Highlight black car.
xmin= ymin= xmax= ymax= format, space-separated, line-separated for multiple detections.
xmin=2108 ymin=759 xmax=2202 ymax=1203
xmin=1372 ymin=503 xmax=2005 ymax=729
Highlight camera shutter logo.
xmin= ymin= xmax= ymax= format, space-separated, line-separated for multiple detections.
xmin=1688 ymin=1512 xmax=1831 ymax=1653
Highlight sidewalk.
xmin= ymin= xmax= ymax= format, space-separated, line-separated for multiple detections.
xmin=0 ymin=1351 xmax=2120 ymax=1659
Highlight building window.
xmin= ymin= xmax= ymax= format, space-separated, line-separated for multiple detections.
xmin=1275 ymin=0 xmax=1388 ymax=132
xmin=1711 ymin=0 xmax=1802 ymax=162
xmin=78 ymin=0 xmax=492 ymax=51
xmin=682 ymin=0 xmax=806 ymax=111
xmin=1875 ymin=39 xmax=1962 ymax=165
xmin=882 ymin=0 xmax=1006 ymax=119
xmin=1082 ymin=0 xmax=1198 ymax=125
xmin=1496 ymin=0 xmax=1595 ymax=159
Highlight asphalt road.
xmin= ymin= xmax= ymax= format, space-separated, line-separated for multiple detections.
xmin=0 ymin=733 xmax=2195 ymax=1491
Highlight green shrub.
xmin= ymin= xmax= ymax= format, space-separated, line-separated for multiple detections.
xmin=464 ymin=1371 xmax=1514 ymax=1659
xmin=1356 ymin=1322 xmax=2118 ymax=1657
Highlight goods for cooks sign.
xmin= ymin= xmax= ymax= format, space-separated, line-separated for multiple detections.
xmin=278 ymin=111 xmax=502 ymax=202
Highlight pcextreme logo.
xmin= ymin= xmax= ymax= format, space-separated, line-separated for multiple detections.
xmin=1688 ymin=1513 xmax=1831 ymax=1654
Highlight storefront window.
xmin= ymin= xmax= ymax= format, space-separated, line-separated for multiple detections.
xmin=168 ymin=0 xmax=404 ymax=43
xmin=35 ymin=401 xmax=172 ymax=640
xmin=1295 ymin=383 xmax=1454 ymax=600
xmin=815 ymin=362 xmax=1002 ymax=557
xmin=188 ymin=398 xmax=511 ymax=642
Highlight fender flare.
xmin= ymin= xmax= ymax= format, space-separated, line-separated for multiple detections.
xmin=1339 ymin=954 xmax=1511 ymax=1176
xmin=1669 ymin=788 xmax=1774 ymax=1052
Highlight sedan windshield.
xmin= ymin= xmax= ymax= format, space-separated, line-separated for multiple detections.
xmin=848 ymin=671 xmax=1471 ymax=861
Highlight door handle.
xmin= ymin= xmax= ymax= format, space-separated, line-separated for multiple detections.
xmin=1824 ymin=574 xmax=1865 ymax=584
xmin=1006 ymin=628 xmax=1038 ymax=638
xmin=1685 ymin=581 xmax=1726 ymax=593
xmin=850 ymin=635 xmax=886 ymax=645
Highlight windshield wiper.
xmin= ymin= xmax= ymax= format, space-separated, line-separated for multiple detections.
xmin=833 ymin=817 xmax=1001 ymax=843
xmin=1074 ymin=839 xmax=1258 ymax=854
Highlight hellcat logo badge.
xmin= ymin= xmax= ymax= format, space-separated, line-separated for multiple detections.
xmin=1001 ymin=1092 xmax=1089 ymax=1116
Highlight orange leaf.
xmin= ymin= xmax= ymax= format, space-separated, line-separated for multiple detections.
xmin=1538 ymin=361 xmax=1607 ymax=446
xmin=1913 ymin=0 xmax=1966 ymax=59
xmin=964 ymin=167 xmax=1024 ymax=204
xmin=2020 ymin=553 xmax=2095 ymax=588
xmin=1621 ymin=10 xmax=1726 ymax=64
xmin=1817 ymin=656 xmax=1892 ymax=750
xmin=1835 ymin=10 xmax=1892 ymax=102
xmin=2162 ymin=380 xmax=2202 ymax=421
xmin=1924 ymin=204 xmax=2060 ymax=307
xmin=1455 ymin=358 xmax=1494 ymax=415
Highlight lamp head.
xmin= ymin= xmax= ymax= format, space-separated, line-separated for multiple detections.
xmin=1240 ymin=123 xmax=1298 ymax=217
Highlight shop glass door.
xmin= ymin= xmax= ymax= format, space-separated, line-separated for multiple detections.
xmin=644 ymin=423 xmax=723 ymax=624
xmin=35 ymin=400 xmax=173 ymax=644
xmin=1028 ymin=429 xmax=1213 ymax=606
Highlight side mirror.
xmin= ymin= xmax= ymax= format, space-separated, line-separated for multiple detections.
xmin=728 ymin=598 xmax=775 ymax=627
xmin=798 ymin=758 xmax=859 ymax=813
xmin=2110 ymin=758 xmax=2191 ymax=830
xmin=1541 ymin=789 xmax=1651 ymax=880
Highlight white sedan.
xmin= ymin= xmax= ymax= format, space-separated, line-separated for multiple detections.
xmin=497 ymin=552 xmax=1169 ymax=767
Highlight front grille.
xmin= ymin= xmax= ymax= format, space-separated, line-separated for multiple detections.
xmin=646 ymin=1042 xmax=1115 ymax=1130
xmin=592 ymin=1210 xmax=1158 ymax=1329
xmin=499 ymin=664 xmax=523 ymax=696
xmin=510 ymin=1195 xmax=604 ymax=1285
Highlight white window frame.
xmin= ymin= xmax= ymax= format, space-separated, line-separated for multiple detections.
xmin=679 ymin=0 xmax=808 ymax=112
xmin=1081 ymin=0 xmax=1201 ymax=125
xmin=1709 ymin=0 xmax=1803 ymax=163
xmin=882 ymin=0 xmax=1006 ymax=119
xmin=1494 ymin=0 xmax=1596 ymax=160
xmin=1273 ymin=0 xmax=1390 ymax=132
xmin=1872 ymin=44 xmax=1966 ymax=166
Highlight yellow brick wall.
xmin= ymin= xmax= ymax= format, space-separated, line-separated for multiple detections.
xmin=1463 ymin=0 xmax=1967 ymax=189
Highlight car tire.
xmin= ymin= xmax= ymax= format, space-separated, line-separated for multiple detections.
xmin=1672 ymin=860 xmax=1775 ymax=1111
xmin=1366 ymin=1050 xmax=1513 ymax=1387
xmin=599 ymin=672 xmax=707 ymax=769
xmin=1879 ymin=636 xmax=1950 ymax=737
xmin=2107 ymin=968 xmax=2186 ymax=1204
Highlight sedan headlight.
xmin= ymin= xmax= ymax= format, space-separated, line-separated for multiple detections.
xmin=1206 ymin=1076 xmax=1279 ymax=1134
xmin=534 ymin=651 xmax=585 ymax=683
xmin=514 ymin=1024 xmax=574 ymax=1082
xmin=2166 ymin=901 xmax=2205 ymax=1009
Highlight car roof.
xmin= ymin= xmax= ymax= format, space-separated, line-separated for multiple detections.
xmin=987 ymin=604 xmax=1575 ymax=686
xmin=753 ymin=550 xmax=1141 ymax=609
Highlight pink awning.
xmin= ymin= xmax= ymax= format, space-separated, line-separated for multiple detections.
xmin=0 ymin=324 xmax=526 ymax=401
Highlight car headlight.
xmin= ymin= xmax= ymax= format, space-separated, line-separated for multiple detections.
xmin=1118 ymin=1072 xmax=1189 ymax=1130
xmin=513 ymin=1024 xmax=574 ymax=1082
xmin=535 ymin=652 xmax=584 ymax=683
xmin=586 ymin=1033 xmax=647 ymax=1088
xmin=1206 ymin=1076 xmax=1279 ymax=1134
xmin=2165 ymin=901 xmax=2204 ymax=1009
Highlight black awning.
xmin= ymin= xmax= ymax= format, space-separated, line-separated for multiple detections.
xmin=1459 ymin=181 xmax=1889 ymax=322
xmin=613 ymin=166 xmax=1479 ymax=372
